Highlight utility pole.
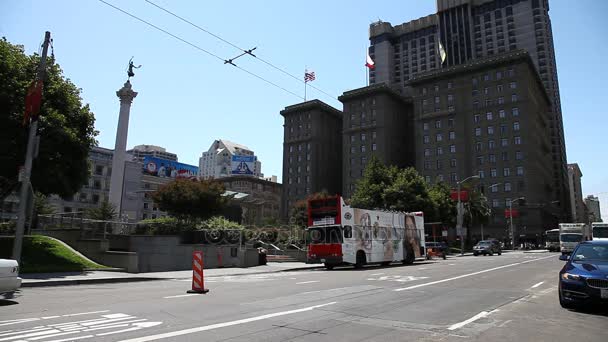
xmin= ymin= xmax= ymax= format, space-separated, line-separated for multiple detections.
xmin=12 ymin=31 xmax=51 ymax=263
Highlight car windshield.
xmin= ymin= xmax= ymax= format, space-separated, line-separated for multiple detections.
xmin=560 ymin=234 xmax=582 ymax=242
xmin=572 ymin=245 xmax=608 ymax=261
xmin=593 ymin=227 xmax=608 ymax=238
xmin=477 ymin=241 xmax=491 ymax=246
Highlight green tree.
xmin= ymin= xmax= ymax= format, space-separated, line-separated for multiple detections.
xmin=86 ymin=201 xmax=117 ymax=221
xmin=428 ymin=182 xmax=456 ymax=226
xmin=350 ymin=156 xmax=393 ymax=209
xmin=0 ymin=38 xmax=98 ymax=199
xmin=351 ymin=157 xmax=434 ymax=214
xmin=151 ymin=179 xmax=227 ymax=223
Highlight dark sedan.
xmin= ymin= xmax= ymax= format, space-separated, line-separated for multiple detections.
xmin=558 ymin=240 xmax=608 ymax=309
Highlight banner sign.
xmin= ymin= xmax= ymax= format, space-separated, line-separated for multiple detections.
xmin=231 ymin=155 xmax=255 ymax=175
xmin=143 ymin=156 xmax=198 ymax=179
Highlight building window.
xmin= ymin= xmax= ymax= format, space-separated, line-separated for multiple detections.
xmin=447 ymin=82 xmax=453 ymax=89
xmin=472 ymin=89 xmax=479 ymax=97
xmin=500 ymin=124 xmax=507 ymax=134
xmin=95 ymin=165 xmax=103 ymax=175
xmin=472 ymin=77 xmax=478 ymax=85
xmin=361 ymin=145 xmax=366 ymax=153
xmin=502 ymin=151 xmax=509 ymax=161
xmin=448 ymin=118 xmax=455 ymax=127
xmin=474 ymin=114 xmax=480 ymax=123
xmin=298 ymin=155 xmax=302 ymax=162
xmin=450 ymin=159 xmax=457 ymax=168
xmin=499 ymin=109 xmax=506 ymax=118
xmin=447 ymin=94 xmax=454 ymax=102
xmin=478 ymin=170 xmax=485 ymax=179
xmin=492 ymin=199 xmax=500 ymax=207
xmin=307 ymin=164 xmax=310 ymax=172
xmin=516 ymin=166 xmax=524 ymax=176
xmin=485 ymin=99 xmax=492 ymax=106
xmin=476 ymin=142 xmax=483 ymax=152
xmin=351 ymin=135 xmax=355 ymax=142
xmin=372 ymin=143 xmax=377 ymax=151
xmin=487 ymin=126 xmax=494 ymax=135
xmin=450 ymin=173 xmax=457 ymax=181
xmin=484 ymin=74 xmax=490 ymax=81
xmin=436 ymin=133 xmax=443 ymax=142
xmin=422 ymin=99 xmax=428 ymax=106
xmin=497 ymin=84 xmax=503 ymax=92
xmin=496 ymin=71 xmax=503 ymax=80
xmin=510 ymin=81 xmax=517 ymax=89
xmin=449 ymin=131 xmax=455 ymax=140
xmin=504 ymin=167 xmax=511 ymax=177
xmin=450 ymin=145 xmax=456 ymax=153
xmin=307 ymin=143 xmax=311 ymax=150
xmin=435 ymin=120 xmax=442 ymax=129
xmin=437 ymin=147 xmax=443 ymax=155
xmin=438 ymin=174 xmax=444 ymax=182
xmin=486 ymin=112 xmax=493 ymax=120
xmin=512 ymin=107 xmax=519 ymax=116
xmin=361 ymin=156 xmax=367 ymax=164
xmin=424 ymin=161 xmax=431 ymax=170
xmin=511 ymin=94 xmax=518 ymax=102
xmin=477 ymin=156 xmax=484 ymax=165
xmin=307 ymin=154 xmax=311 ymax=161
xmin=498 ymin=97 xmax=504 ymax=104
xmin=487 ymin=140 xmax=495 ymax=149
xmin=425 ymin=176 xmax=431 ymax=183
xmin=437 ymin=160 xmax=442 ymax=169
xmin=372 ymin=131 xmax=377 ymax=139
xmin=516 ymin=151 xmax=523 ymax=160
xmin=475 ymin=127 xmax=481 ymax=136
xmin=489 ymin=154 xmax=496 ymax=163
xmin=501 ymin=138 xmax=508 ymax=147
xmin=504 ymin=182 xmax=512 ymax=192
xmin=435 ymin=96 xmax=440 ymax=104
xmin=491 ymin=168 xmax=497 ymax=178
xmin=514 ymin=136 xmax=522 ymax=145
xmin=513 ymin=122 xmax=520 ymax=131
xmin=423 ymin=135 xmax=430 ymax=144
xmin=423 ymin=122 xmax=429 ymax=130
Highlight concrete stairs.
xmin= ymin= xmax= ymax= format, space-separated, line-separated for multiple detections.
xmin=266 ymin=254 xmax=299 ymax=263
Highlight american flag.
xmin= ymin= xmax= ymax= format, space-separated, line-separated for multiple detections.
xmin=304 ymin=70 xmax=316 ymax=82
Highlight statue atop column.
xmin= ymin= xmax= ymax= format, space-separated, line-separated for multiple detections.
xmin=127 ymin=57 xmax=141 ymax=79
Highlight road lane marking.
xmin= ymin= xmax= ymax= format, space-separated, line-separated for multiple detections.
xmin=530 ymin=281 xmax=544 ymax=289
xmin=370 ymin=273 xmax=384 ymax=276
xmin=448 ymin=311 xmax=492 ymax=330
xmin=394 ymin=255 xmax=554 ymax=291
xmin=295 ymin=281 xmax=319 ymax=284
xmin=45 ymin=335 xmax=94 ymax=342
xmin=116 ymin=302 xmax=337 ymax=342
xmin=417 ymin=268 xmax=428 ymax=270
xmin=163 ymin=294 xmax=200 ymax=299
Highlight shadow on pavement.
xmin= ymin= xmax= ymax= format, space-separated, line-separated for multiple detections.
xmin=328 ymin=261 xmax=437 ymax=271
xmin=20 ymin=271 xmax=90 ymax=280
xmin=566 ymin=306 xmax=608 ymax=317
xmin=0 ymin=298 xmax=19 ymax=306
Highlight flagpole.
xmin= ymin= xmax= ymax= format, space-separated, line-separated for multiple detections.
xmin=365 ymin=46 xmax=368 ymax=87
xmin=304 ymin=66 xmax=307 ymax=102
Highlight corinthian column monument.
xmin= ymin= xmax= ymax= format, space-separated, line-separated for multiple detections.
xmin=109 ymin=59 xmax=140 ymax=217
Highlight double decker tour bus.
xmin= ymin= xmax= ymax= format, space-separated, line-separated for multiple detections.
xmin=306 ymin=196 xmax=426 ymax=270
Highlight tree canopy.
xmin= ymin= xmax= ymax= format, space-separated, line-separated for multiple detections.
xmin=86 ymin=201 xmax=117 ymax=221
xmin=0 ymin=37 xmax=97 ymax=199
xmin=151 ymin=179 xmax=227 ymax=222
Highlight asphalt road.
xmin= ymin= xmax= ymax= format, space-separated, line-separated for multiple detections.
xmin=1 ymin=251 xmax=606 ymax=342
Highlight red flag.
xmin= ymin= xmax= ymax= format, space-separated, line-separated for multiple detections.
xmin=23 ymin=80 xmax=43 ymax=126
xmin=365 ymin=53 xmax=375 ymax=69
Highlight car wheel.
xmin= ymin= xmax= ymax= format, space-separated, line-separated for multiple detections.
xmin=324 ymin=264 xmax=334 ymax=270
xmin=489 ymin=252 xmax=494 ymax=256
xmin=442 ymin=253 xmax=447 ymax=260
xmin=498 ymin=251 xmax=502 ymax=255
xmin=559 ymin=287 xmax=576 ymax=309
xmin=355 ymin=251 xmax=366 ymax=269
xmin=473 ymin=252 xmax=479 ymax=256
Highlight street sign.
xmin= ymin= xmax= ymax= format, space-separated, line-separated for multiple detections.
xmin=451 ymin=190 xmax=469 ymax=202
xmin=505 ymin=209 xmax=519 ymax=218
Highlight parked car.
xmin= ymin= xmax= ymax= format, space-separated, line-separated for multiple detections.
xmin=0 ymin=259 xmax=21 ymax=299
xmin=473 ymin=240 xmax=502 ymax=256
xmin=558 ymin=240 xmax=608 ymax=309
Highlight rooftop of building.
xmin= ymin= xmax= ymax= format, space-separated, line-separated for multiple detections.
xmin=408 ymin=49 xmax=551 ymax=104
xmin=129 ymin=145 xmax=168 ymax=152
xmin=339 ymin=83 xmax=411 ymax=104
xmin=280 ymin=99 xmax=342 ymax=119
xmin=221 ymin=175 xmax=282 ymax=186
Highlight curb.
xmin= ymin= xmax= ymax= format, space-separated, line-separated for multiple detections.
xmin=21 ymin=277 xmax=164 ymax=288
xmin=20 ymin=265 xmax=325 ymax=287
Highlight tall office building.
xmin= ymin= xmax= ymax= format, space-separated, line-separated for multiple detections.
xmin=567 ymin=163 xmax=585 ymax=223
xmin=127 ymin=145 xmax=178 ymax=162
xmin=410 ymin=50 xmax=559 ymax=240
xmin=280 ymin=100 xmax=343 ymax=219
xmin=199 ymin=140 xmax=262 ymax=180
xmin=369 ymin=0 xmax=569 ymax=219
xmin=584 ymin=195 xmax=602 ymax=223
xmin=339 ymin=84 xmax=415 ymax=198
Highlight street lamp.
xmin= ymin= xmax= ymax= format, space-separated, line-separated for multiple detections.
xmin=481 ymin=183 xmax=502 ymax=240
xmin=508 ymin=197 xmax=525 ymax=249
xmin=457 ymin=175 xmax=480 ymax=256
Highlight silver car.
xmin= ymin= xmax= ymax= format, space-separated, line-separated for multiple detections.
xmin=0 ymin=259 xmax=22 ymax=298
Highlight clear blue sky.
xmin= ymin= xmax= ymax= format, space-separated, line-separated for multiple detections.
xmin=1 ymin=0 xmax=607 ymax=219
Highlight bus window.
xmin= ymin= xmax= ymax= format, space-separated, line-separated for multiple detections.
xmin=344 ymin=226 xmax=352 ymax=239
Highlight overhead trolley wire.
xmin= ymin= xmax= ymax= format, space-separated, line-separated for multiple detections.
xmin=97 ymin=0 xmax=304 ymax=100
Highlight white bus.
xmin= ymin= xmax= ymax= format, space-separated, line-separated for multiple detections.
xmin=559 ymin=223 xmax=592 ymax=254
xmin=591 ymin=222 xmax=608 ymax=241
xmin=306 ymin=196 xmax=426 ymax=270
xmin=544 ymin=229 xmax=560 ymax=252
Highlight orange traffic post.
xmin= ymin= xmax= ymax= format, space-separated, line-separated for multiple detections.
xmin=187 ymin=250 xmax=209 ymax=294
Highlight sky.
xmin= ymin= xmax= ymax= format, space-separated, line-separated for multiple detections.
xmin=1 ymin=0 xmax=607 ymax=219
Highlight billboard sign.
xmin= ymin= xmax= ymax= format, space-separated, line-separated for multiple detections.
xmin=143 ymin=156 xmax=198 ymax=179
xmin=231 ymin=155 xmax=255 ymax=175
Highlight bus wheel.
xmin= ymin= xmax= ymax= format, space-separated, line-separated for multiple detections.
xmin=355 ymin=251 xmax=366 ymax=269
xmin=381 ymin=261 xmax=391 ymax=266
xmin=324 ymin=264 xmax=334 ymax=270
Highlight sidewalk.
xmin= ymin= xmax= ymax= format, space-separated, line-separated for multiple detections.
xmin=20 ymin=262 xmax=323 ymax=288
